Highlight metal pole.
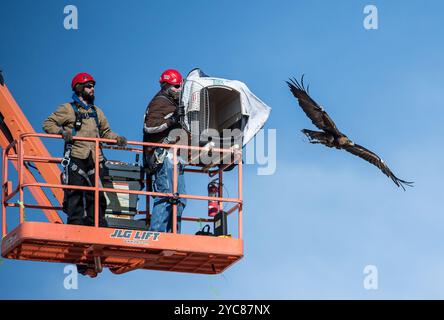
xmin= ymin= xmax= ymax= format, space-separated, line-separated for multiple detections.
xmin=145 ymin=173 xmax=151 ymax=226
xmin=22 ymin=181 xmax=241 ymax=203
xmin=238 ymin=156 xmax=243 ymax=240
xmin=172 ymin=148 xmax=178 ymax=234
xmin=2 ymin=148 xmax=8 ymax=237
xmin=18 ymin=138 xmax=24 ymax=223
xmin=94 ymin=140 xmax=99 ymax=228
xmin=218 ymin=167 xmax=223 ymax=212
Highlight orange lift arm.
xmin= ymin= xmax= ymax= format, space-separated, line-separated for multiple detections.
xmin=0 ymin=77 xmax=63 ymax=223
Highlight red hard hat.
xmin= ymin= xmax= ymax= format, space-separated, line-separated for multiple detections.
xmin=71 ymin=72 xmax=95 ymax=90
xmin=159 ymin=69 xmax=182 ymax=85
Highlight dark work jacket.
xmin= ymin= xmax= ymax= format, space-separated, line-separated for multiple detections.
xmin=143 ymin=90 xmax=178 ymax=144
xmin=143 ymin=90 xmax=178 ymax=166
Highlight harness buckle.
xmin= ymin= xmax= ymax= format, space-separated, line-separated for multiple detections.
xmin=61 ymin=145 xmax=72 ymax=168
xmin=168 ymin=192 xmax=180 ymax=205
xmin=61 ymin=157 xmax=70 ymax=168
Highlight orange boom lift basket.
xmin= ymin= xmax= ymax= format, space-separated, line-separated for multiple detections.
xmin=0 ymin=81 xmax=243 ymax=275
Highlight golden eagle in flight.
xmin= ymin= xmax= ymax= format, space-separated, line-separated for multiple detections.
xmin=287 ymin=75 xmax=413 ymax=190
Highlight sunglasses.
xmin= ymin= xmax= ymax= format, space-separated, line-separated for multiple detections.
xmin=84 ymin=83 xmax=95 ymax=89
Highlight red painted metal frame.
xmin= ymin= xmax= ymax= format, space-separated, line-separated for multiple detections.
xmin=1 ymin=133 xmax=244 ymax=274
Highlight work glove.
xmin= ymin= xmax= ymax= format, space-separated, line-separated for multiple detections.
xmin=167 ymin=117 xmax=181 ymax=129
xmin=174 ymin=105 xmax=185 ymax=118
xmin=168 ymin=107 xmax=184 ymax=129
xmin=116 ymin=136 xmax=127 ymax=147
xmin=60 ymin=129 xmax=74 ymax=144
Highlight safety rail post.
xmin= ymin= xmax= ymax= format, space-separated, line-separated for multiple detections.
xmin=17 ymin=138 xmax=24 ymax=223
xmin=2 ymin=147 xmax=8 ymax=237
xmin=238 ymin=154 xmax=243 ymax=240
xmin=145 ymin=174 xmax=151 ymax=226
xmin=94 ymin=139 xmax=100 ymax=228
xmin=172 ymin=147 xmax=178 ymax=234
xmin=218 ymin=166 xmax=223 ymax=211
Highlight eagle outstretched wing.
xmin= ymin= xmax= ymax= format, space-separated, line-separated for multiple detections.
xmin=286 ymin=75 xmax=341 ymax=136
xmin=343 ymin=143 xmax=414 ymax=190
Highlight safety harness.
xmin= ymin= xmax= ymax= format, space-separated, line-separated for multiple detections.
xmin=61 ymin=102 xmax=102 ymax=188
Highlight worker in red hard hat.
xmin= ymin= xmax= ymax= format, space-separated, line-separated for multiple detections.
xmin=43 ymin=72 xmax=127 ymax=277
xmin=143 ymin=69 xmax=187 ymax=233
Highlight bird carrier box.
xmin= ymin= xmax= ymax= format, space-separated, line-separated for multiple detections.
xmin=181 ymin=68 xmax=271 ymax=166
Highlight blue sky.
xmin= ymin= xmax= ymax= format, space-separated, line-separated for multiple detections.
xmin=1 ymin=0 xmax=444 ymax=299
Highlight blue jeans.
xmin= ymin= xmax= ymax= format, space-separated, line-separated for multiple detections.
xmin=149 ymin=151 xmax=186 ymax=233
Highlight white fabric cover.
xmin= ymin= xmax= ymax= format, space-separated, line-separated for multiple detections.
xmin=181 ymin=68 xmax=271 ymax=146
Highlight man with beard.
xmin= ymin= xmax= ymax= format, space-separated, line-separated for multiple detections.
xmin=43 ymin=72 xmax=127 ymax=277
xmin=143 ymin=69 xmax=187 ymax=233
xmin=43 ymin=72 xmax=127 ymax=228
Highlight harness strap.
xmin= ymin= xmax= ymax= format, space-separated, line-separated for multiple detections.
xmin=70 ymin=102 xmax=101 ymax=136
xmin=62 ymin=103 xmax=102 ymax=179
xmin=61 ymin=144 xmax=72 ymax=168
xmin=70 ymin=163 xmax=93 ymax=186
xmin=68 ymin=162 xmax=104 ymax=187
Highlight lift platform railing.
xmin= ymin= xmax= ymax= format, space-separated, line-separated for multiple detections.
xmin=2 ymin=132 xmax=243 ymax=239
